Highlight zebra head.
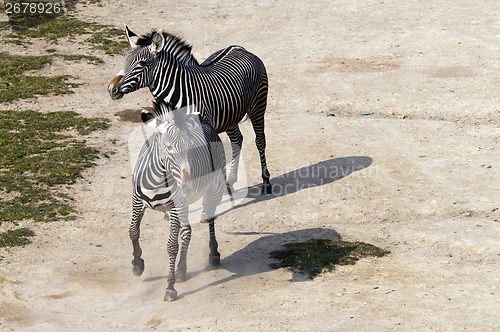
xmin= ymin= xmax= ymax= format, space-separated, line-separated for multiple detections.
xmin=108 ymin=25 xmax=165 ymax=100
xmin=142 ymin=100 xmax=205 ymax=188
xmin=143 ymin=100 xmax=203 ymax=157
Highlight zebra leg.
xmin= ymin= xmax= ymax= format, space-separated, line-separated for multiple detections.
xmin=249 ymin=114 xmax=271 ymax=195
xmin=201 ymin=180 xmax=223 ymax=266
xmin=249 ymin=75 xmax=271 ymax=195
xmin=130 ymin=195 xmax=145 ymax=276
xmin=175 ymin=224 xmax=191 ymax=283
xmin=164 ymin=207 xmax=185 ymax=302
xmin=225 ymin=126 xmax=243 ymax=189
xmin=207 ymin=219 xmax=220 ymax=266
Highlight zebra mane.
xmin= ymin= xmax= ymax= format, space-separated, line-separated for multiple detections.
xmin=151 ymin=99 xmax=175 ymax=122
xmin=137 ymin=31 xmax=199 ymax=66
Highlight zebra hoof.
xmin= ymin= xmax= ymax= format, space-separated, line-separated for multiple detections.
xmin=261 ymin=183 xmax=272 ymax=195
xmin=132 ymin=257 xmax=144 ymax=276
xmin=209 ymin=254 xmax=220 ymax=266
xmin=226 ymin=184 xmax=235 ymax=203
xmin=175 ymin=269 xmax=187 ymax=283
xmin=164 ymin=289 xmax=178 ymax=302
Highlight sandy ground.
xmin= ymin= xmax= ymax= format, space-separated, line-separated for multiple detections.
xmin=1 ymin=0 xmax=499 ymax=331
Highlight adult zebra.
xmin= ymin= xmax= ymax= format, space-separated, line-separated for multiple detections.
xmin=132 ymin=99 xmax=227 ymax=302
xmin=108 ymin=26 xmax=271 ymax=194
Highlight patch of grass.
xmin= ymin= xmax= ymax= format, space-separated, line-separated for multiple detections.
xmin=0 ymin=52 xmax=79 ymax=103
xmin=3 ymin=0 xmax=78 ymax=32
xmin=0 ymin=52 xmax=52 ymax=76
xmin=85 ymin=34 xmax=129 ymax=55
xmin=0 ymin=110 xmax=110 ymax=223
xmin=5 ymin=15 xmax=129 ymax=55
xmin=0 ymin=75 xmax=77 ymax=103
xmin=0 ymin=228 xmax=35 ymax=248
xmin=5 ymin=9 xmax=59 ymax=33
xmin=270 ymin=239 xmax=390 ymax=279
xmin=0 ymin=21 xmax=11 ymax=31
xmin=57 ymin=54 xmax=104 ymax=65
xmin=88 ymin=25 xmax=129 ymax=55
xmin=9 ymin=15 xmax=88 ymax=41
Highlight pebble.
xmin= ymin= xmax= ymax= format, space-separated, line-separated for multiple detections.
xmin=463 ymin=210 xmax=473 ymax=217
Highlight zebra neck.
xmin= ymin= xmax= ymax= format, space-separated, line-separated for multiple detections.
xmin=150 ymin=56 xmax=203 ymax=110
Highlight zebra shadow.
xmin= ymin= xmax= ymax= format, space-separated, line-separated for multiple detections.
xmin=227 ymin=155 xmax=373 ymax=211
xmin=142 ymin=156 xmax=371 ymax=298
xmin=176 ymin=227 xmax=342 ymax=299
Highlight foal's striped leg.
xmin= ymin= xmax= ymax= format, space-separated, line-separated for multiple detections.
xmin=207 ymin=219 xmax=220 ymax=266
xmin=176 ymin=224 xmax=191 ymax=282
xmin=130 ymin=195 xmax=145 ymax=276
xmin=164 ymin=205 xmax=187 ymax=302
xmin=201 ymin=177 xmax=224 ymax=266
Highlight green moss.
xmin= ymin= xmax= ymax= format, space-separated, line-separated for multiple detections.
xmin=0 ymin=75 xmax=78 ymax=103
xmin=3 ymin=1 xmax=60 ymax=32
xmin=0 ymin=110 xmax=110 ymax=223
xmin=58 ymin=54 xmax=104 ymax=65
xmin=4 ymin=15 xmax=129 ymax=55
xmin=0 ymin=7 xmax=117 ymax=250
xmin=0 ymin=21 xmax=12 ymax=31
xmin=0 ymin=52 xmax=53 ymax=76
xmin=8 ymin=15 xmax=89 ymax=41
xmin=85 ymin=34 xmax=129 ymax=55
xmin=0 ymin=52 xmax=79 ymax=103
xmin=0 ymin=228 xmax=35 ymax=247
xmin=270 ymin=239 xmax=390 ymax=279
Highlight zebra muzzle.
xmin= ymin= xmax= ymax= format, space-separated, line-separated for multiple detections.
xmin=108 ymin=75 xmax=124 ymax=100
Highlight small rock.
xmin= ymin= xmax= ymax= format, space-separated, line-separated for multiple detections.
xmin=463 ymin=210 xmax=473 ymax=217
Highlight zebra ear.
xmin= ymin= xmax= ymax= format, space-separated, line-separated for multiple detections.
xmin=149 ymin=29 xmax=165 ymax=55
xmin=124 ymin=24 xmax=139 ymax=49
xmin=141 ymin=110 xmax=156 ymax=127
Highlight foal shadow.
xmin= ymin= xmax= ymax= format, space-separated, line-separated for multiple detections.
xmin=174 ymin=227 xmax=341 ymax=299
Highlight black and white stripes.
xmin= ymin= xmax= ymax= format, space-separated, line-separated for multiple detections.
xmin=129 ymin=100 xmax=227 ymax=301
xmin=109 ymin=26 xmax=271 ymax=194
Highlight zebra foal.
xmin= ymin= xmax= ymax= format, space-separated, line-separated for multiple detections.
xmin=131 ymin=99 xmax=227 ymax=301
xmin=108 ymin=26 xmax=271 ymax=194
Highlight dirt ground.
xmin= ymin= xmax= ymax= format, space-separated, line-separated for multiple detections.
xmin=1 ymin=0 xmax=499 ymax=331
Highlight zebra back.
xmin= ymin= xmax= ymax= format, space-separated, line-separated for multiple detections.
xmin=116 ymin=29 xmax=267 ymax=133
